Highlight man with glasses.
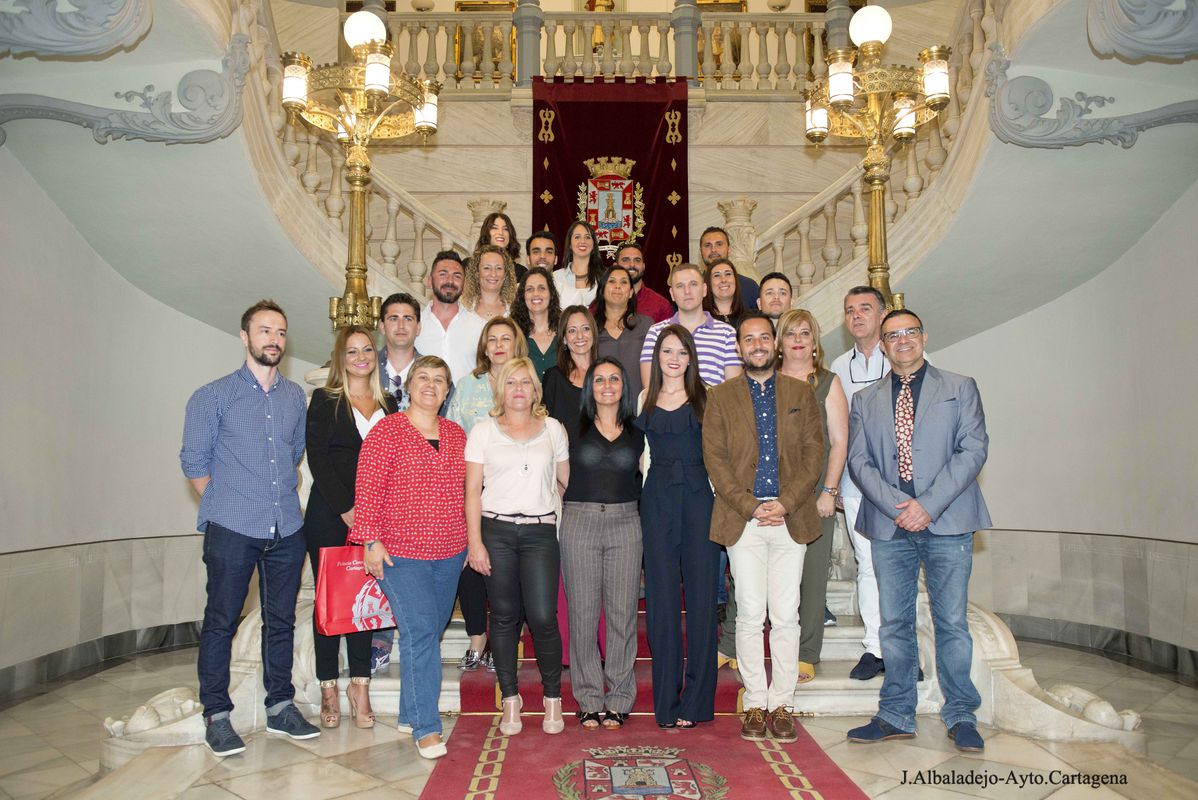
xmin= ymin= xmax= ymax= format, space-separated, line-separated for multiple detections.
xmin=845 ymin=309 xmax=990 ymax=752
xmin=829 ymin=286 xmax=890 ymax=680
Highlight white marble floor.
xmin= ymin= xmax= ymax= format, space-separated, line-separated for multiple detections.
xmin=1 ymin=641 xmax=1196 ymax=799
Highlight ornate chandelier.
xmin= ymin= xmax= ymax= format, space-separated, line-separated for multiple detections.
xmin=280 ymin=8 xmax=441 ymax=330
xmin=803 ymin=6 xmax=950 ymax=309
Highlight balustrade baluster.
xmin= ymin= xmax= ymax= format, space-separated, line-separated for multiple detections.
xmin=903 ymin=141 xmax=924 ymax=202
xmin=821 ymin=200 xmax=842 ymax=277
xmin=737 ymin=21 xmax=753 ymax=90
xmin=582 ymin=24 xmax=597 ymax=80
xmin=718 ymin=24 xmax=732 ymax=89
xmin=656 ymin=19 xmax=672 ymax=77
xmin=408 ymin=214 xmax=428 ymax=296
xmin=381 ymin=196 xmax=401 ymax=278
xmin=755 ymin=23 xmax=771 ymax=90
xmin=443 ymin=22 xmax=458 ymax=86
xmin=884 ymin=187 xmax=898 ymax=225
xmin=700 ymin=22 xmax=715 ymax=89
xmin=956 ymin=35 xmax=973 ymax=103
xmin=483 ymin=22 xmax=497 ymax=88
xmin=925 ymin=116 xmax=947 ymax=173
xmin=302 ymin=129 xmax=321 ymax=196
xmin=850 ymin=182 xmax=868 ymax=259
xmin=619 ymin=21 xmax=635 ymax=79
xmin=405 ymin=23 xmax=420 ymax=77
xmin=462 ymin=21 xmax=477 ymax=87
xmin=794 ymin=22 xmax=809 ymax=86
xmin=562 ymin=22 xmax=578 ymax=78
xmin=969 ymin=0 xmax=985 ymax=73
xmin=774 ymin=239 xmax=791 ymax=288
xmin=282 ymin=118 xmax=301 ymax=172
xmin=424 ymin=21 xmax=439 ymax=81
xmin=326 ymin=148 xmax=345 ymax=229
xmin=637 ymin=22 xmax=652 ymax=76
xmin=601 ymin=20 xmax=616 ymax=80
xmin=944 ymin=57 xmax=961 ymax=138
xmin=544 ymin=21 xmax=560 ymax=77
xmin=776 ymin=23 xmax=793 ymax=92
xmin=499 ymin=21 xmax=514 ymax=89
xmin=812 ymin=24 xmax=826 ymax=79
xmin=796 ymin=218 xmax=815 ymax=291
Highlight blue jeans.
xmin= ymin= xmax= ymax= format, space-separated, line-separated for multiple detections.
xmin=198 ymin=522 xmax=307 ymax=717
xmin=872 ymin=531 xmax=980 ymax=733
xmin=376 ymin=550 xmax=466 ymax=741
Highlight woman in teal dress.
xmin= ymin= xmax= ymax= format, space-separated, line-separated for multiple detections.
xmin=511 ymin=267 xmax=561 ymax=380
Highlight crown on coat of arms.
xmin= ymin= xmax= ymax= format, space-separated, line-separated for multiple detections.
xmin=584 ymin=156 xmax=636 ymax=178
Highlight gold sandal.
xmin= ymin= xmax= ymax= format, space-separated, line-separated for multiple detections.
xmin=319 ymin=679 xmax=340 ymax=728
xmin=346 ymin=676 xmax=376 ymax=729
xmin=797 ymin=661 xmax=816 ymax=685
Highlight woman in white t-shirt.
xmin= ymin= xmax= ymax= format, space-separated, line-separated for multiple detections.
xmin=552 ymin=220 xmax=604 ymax=308
xmin=465 ymin=357 xmax=570 ymax=737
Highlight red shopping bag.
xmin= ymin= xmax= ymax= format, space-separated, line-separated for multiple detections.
xmin=314 ymin=545 xmax=395 ymax=635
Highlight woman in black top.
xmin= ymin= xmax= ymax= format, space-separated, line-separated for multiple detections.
xmin=559 ymin=358 xmax=644 ymax=729
xmin=703 ymin=257 xmax=746 ymax=327
xmin=303 ymin=325 xmax=397 ymax=729
xmin=541 ymin=305 xmax=597 ymax=444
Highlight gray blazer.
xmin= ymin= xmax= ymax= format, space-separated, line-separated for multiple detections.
xmin=847 ymin=363 xmax=991 ymax=540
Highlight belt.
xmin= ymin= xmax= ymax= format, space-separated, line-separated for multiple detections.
xmin=482 ymin=512 xmax=557 ymax=525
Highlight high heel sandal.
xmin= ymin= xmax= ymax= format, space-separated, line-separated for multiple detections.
xmin=346 ymin=676 xmax=375 ymax=729
xmin=319 ymin=680 xmax=340 ymax=729
xmin=499 ymin=695 xmax=523 ymax=735
xmin=543 ymin=697 xmax=564 ymax=735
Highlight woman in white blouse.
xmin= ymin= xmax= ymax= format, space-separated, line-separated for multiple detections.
xmin=465 ymin=357 xmax=570 ymax=736
xmin=552 ymin=220 xmax=604 ymax=308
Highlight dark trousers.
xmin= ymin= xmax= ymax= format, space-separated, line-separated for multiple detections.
xmin=481 ymin=518 xmax=561 ymax=699
xmin=798 ymin=513 xmax=836 ymax=664
xmin=198 ymin=521 xmax=306 ymax=716
xmin=457 ymin=565 xmax=489 ymax=638
xmin=641 ymin=496 xmax=721 ymax=725
xmin=303 ymin=524 xmax=372 ymax=680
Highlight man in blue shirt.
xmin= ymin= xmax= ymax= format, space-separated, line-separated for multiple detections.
xmin=180 ymin=300 xmax=319 ymax=756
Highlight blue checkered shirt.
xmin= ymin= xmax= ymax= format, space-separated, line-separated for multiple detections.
xmin=750 ymin=374 xmax=780 ymax=498
xmin=180 ymin=364 xmax=307 ymax=539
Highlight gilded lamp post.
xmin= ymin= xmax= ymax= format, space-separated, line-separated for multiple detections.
xmin=280 ymin=8 xmax=440 ymax=330
xmin=803 ymin=6 xmax=950 ymax=309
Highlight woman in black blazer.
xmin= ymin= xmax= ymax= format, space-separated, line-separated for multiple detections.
xmin=303 ymin=325 xmax=397 ymax=729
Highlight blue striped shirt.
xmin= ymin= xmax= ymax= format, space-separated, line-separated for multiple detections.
xmin=638 ymin=312 xmax=740 ymax=387
xmin=180 ymin=364 xmax=307 ymax=539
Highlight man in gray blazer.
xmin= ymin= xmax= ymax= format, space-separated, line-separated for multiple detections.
xmin=845 ymin=309 xmax=991 ymax=753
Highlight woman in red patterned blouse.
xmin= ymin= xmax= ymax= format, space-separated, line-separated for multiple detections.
xmin=350 ymin=355 xmax=466 ymax=760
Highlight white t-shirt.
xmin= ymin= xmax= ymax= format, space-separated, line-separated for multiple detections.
xmin=413 ymin=304 xmax=485 ymax=387
xmin=830 ymin=342 xmax=890 ymax=499
xmin=552 ymin=267 xmax=598 ymax=309
xmin=465 ymin=416 xmax=569 ymax=516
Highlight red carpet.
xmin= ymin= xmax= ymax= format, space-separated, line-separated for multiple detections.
xmin=420 ymin=714 xmax=868 ymax=799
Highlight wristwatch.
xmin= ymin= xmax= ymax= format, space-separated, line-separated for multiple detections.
xmin=821 ymin=486 xmax=840 ymax=496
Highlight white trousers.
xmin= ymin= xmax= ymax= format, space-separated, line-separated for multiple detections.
xmin=842 ymin=495 xmax=882 ymax=658
xmin=726 ymin=518 xmax=806 ymax=711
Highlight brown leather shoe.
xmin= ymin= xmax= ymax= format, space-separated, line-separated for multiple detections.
xmin=740 ymin=707 xmax=767 ymax=741
xmin=767 ymin=706 xmax=798 ymax=743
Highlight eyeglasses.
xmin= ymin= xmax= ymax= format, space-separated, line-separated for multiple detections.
xmin=847 ymin=350 xmax=885 ymax=384
xmin=881 ymin=326 xmax=924 ymax=344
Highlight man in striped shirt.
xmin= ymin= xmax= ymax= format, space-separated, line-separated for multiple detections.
xmin=639 ymin=262 xmax=743 ymax=389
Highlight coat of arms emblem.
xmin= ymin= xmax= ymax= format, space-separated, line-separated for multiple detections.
xmin=552 ymin=745 xmax=728 ymax=799
xmin=577 ymin=156 xmax=647 ymax=259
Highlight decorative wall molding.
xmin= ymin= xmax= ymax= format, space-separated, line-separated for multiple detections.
xmin=986 ymin=43 xmax=1198 ymax=148
xmin=1088 ymin=0 xmax=1198 ymax=61
xmin=0 ymin=33 xmax=250 ymax=147
xmin=0 ymin=0 xmax=151 ymax=58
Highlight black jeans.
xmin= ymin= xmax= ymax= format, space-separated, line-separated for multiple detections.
xmin=304 ymin=526 xmax=372 ymax=680
xmin=481 ymin=518 xmax=561 ymax=699
xmin=456 ymin=565 xmax=489 ymax=638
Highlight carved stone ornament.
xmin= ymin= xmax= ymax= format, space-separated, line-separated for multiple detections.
xmin=1088 ymin=0 xmax=1198 ymax=61
xmin=985 ymin=43 xmax=1198 ymax=149
xmin=0 ymin=0 xmax=151 ymax=58
xmin=0 ymin=33 xmax=252 ymax=147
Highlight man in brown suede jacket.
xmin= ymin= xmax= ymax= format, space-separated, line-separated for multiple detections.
xmin=702 ymin=311 xmax=825 ymax=744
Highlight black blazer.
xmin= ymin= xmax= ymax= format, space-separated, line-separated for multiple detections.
xmin=304 ymin=388 xmax=397 ymax=529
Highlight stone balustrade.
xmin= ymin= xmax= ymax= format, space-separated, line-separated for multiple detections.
xmin=364 ymin=8 xmax=825 ymax=95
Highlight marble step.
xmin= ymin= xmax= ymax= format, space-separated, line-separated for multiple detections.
xmin=790 ymin=658 xmax=942 ymax=717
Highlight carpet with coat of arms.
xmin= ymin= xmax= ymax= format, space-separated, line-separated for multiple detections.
xmin=418 ymin=714 xmax=867 ymax=799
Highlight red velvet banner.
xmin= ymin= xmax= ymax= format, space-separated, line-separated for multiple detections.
xmin=531 ymin=77 xmax=688 ymax=296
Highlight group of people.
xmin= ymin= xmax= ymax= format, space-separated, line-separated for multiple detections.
xmin=180 ymin=219 xmax=991 ymax=763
